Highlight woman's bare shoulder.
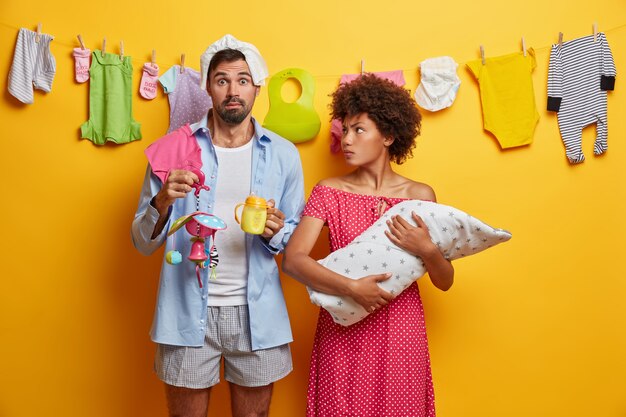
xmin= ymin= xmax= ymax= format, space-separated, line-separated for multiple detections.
xmin=404 ymin=180 xmax=437 ymax=202
xmin=317 ymin=176 xmax=347 ymax=189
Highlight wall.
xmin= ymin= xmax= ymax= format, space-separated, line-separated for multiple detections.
xmin=0 ymin=0 xmax=625 ymax=416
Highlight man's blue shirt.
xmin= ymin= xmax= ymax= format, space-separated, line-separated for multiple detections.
xmin=131 ymin=118 xmax=305 ymax=350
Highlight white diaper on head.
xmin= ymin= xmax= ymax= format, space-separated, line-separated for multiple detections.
xmin=414 ymin=56 xmax=460 ymax=112
xmin=199 ymin=34 xmax=268 ymax=89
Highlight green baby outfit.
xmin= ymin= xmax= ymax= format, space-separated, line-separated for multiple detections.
xmin=81 ymin=51 xmax=141 ymax=145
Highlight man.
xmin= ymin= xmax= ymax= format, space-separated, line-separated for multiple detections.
xmin=131 ymin=34 xmax=305 ymax=417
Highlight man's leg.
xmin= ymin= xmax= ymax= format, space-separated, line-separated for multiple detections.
xmin=164 ymin=384 xmax=211 ymax=417
xmin=220 ymin=306 xmax=291 ymax=416
xmin=230 ymin=382 xmax=273 ymax=417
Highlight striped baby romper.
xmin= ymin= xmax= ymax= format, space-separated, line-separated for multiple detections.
xmin=8 ymin=28 xmax=56 ymax=104
xmin=547 ymin=32 xmax=616 ymax=164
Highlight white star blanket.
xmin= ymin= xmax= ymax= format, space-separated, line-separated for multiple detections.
xmin=308 ymin=200 xmax=512 ymax=326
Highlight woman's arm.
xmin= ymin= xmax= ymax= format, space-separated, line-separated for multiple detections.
xmin=384 ymin=183 xmax=455 ymax=291
xmin=283 ymin=216 xmax=394 ymax=311
xmin=386 ymin=213 xmax=454 ymax=291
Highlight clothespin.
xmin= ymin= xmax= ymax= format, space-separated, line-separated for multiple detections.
xmin=521 ymin=37 xmax=527 ymax=57
xmin=102 ymin=37 xmax=106 ymax=57
xmin=120 ymin=40 xmax=124 ymax=61
xmin=361 ymin=59 xmax=365 ymax=76
xmin=151 ymin=49 xmax=157 ymax=68
xmin=35 ymin=23 xmax=41 ymax=43
xmin=77 ymin=34 xmax=86 ymax=50
xmin=593 ymin=22 xmax=598 ymax=42
xmin=180 ymin=54 xmax=185 ymax=73
xmin=558 ymin=32 xmax=563 ymax=48
xmin=480 ymin=45 xmax=485 ymax=65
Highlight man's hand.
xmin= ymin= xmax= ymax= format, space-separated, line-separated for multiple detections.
xmin=261 ymin=199 xmax=286 ymax=240
xmin=153 ymin=169 xmax=199 ymax=216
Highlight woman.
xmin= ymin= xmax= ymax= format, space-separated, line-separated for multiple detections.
xmin=283 ymin=74 xmax=454 ymax=417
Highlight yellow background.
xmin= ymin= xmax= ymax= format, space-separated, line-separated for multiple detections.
xmin=1 ymin=0 xmax=625 ymax=415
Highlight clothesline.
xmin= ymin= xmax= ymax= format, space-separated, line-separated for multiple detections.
xmin=2 ymin=20 xmax=626 ymax=80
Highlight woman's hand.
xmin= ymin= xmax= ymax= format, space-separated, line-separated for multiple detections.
xmin=385 ymin=211 xmax=455 ymax=291
xmin=384 ymin=212 xmax=438 ymax=258
xmin=348 ymin=273 xmax=394 ymax=312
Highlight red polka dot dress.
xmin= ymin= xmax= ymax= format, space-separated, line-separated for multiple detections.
xmin=302 ymin=185 xmax=436 ymax=417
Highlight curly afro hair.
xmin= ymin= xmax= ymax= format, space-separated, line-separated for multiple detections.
xmin=330 ymin=73 xmax=422 ymax=164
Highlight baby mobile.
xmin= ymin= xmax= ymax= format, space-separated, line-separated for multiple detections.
xmin=165 ymin=167 xmax=226 ymax=288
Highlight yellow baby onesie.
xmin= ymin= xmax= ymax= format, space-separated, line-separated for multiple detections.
xmin=467 ymin=48 xmax=539 ymax=149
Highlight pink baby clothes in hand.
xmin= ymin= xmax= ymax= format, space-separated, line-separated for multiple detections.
xmin=140 ymin=63 xmax=160 ymax=100
xmin=72 ymin=47 xmax=91 ymax=83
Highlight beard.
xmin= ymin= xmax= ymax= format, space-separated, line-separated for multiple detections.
xmin=215 ymin=97 xmax=252 ymax=124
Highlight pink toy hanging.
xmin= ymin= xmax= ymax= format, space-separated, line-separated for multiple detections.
xmin=166 ymin=211 xmax=226 ymax=287
xmin=164 ymin=166 xmax=225 ymax=288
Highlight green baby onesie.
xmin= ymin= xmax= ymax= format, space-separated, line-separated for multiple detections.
xmin=81 ymin=51 xmax=141 ymax=145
